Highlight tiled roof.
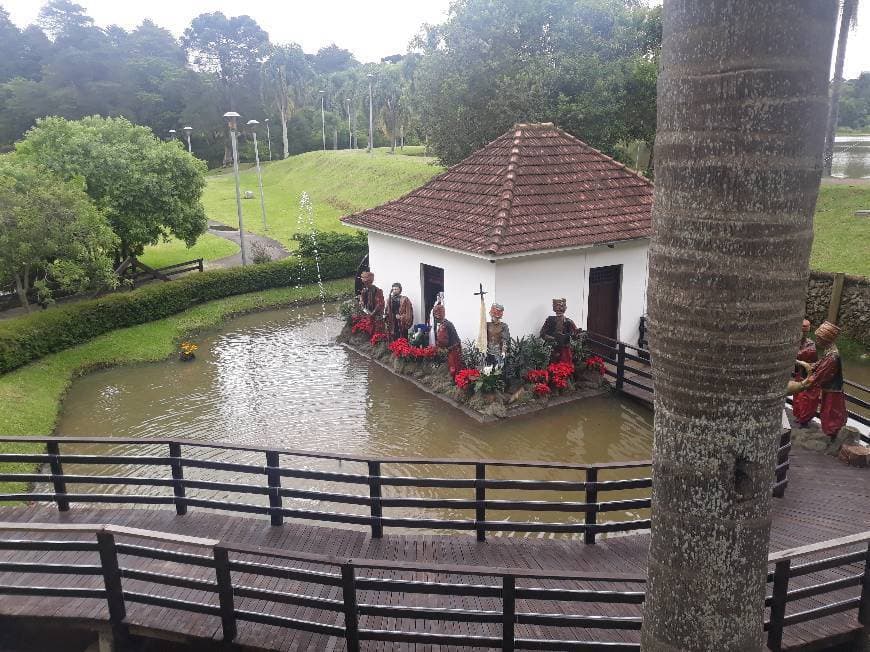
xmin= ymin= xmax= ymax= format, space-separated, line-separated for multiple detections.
xmin=341 ymin=123 xmax=653 ymax=256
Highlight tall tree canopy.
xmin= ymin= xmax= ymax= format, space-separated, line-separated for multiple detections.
xmin=15 ymin=116 xmax=208 ymax=261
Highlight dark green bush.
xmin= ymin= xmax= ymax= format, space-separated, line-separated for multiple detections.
xmin=292 ymin=230 xmax=368 ymax=258
xmin=0 ymin=252 xmax=358 ymax=375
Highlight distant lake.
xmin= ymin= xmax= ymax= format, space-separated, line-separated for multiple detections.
xmin=832 ymin=135 xmax=870 ymax=179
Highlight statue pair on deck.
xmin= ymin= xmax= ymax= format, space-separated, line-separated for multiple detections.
xmin=358 ymin=272 xmax=413 ymax=341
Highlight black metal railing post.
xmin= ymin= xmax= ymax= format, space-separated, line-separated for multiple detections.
xmin=475 ymin=463 xmax=486 ymax=542
xmin=767 ymin=559 xmax=791 ymax=651
xmin=97 ymin=531 xmax=129 ymax=647
xmin=615 ymin=343 xmax=626 ymax=391
xmin=584 ymin=468 xmax=598 ymax=545
xmin=197 ymin=258 xmax=204 ymax=273
xmin=214 ymin=545 xmax=237 ymax=642
xmin=368 ymin=461 xmax=383 ymax=538
xmin=502 ymin=575 xmax=515 ymax=652
xmin=859 ymin=542 xmax=870 ymax=626
xmin=168 ymin=442 xmax=187 ymax=516
xmin=342 ymin=564 xmax=360 ymax=652
xmin=266 ymin=450 xmax=283 ymax=526
xmin=46 ymin=440 xmax=69 ymax=512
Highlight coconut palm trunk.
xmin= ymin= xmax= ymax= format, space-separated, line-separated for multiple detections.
xmin=640 ymin=2 xmax=838 ymax=650
xmin=823 ymin=0 xmax=859 ymax=176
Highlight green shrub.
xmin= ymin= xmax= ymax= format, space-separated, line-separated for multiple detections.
xmin=292 ymin=230 xmax=368 ymax=258
xmin=0 ymin=252 xmax=358 ymax=375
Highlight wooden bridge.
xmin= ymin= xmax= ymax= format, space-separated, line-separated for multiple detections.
xmin=0 ymin=428 xmax=869 ymax=651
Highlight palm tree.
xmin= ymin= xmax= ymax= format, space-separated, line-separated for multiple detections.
xmin=823 ymin=0 xmax=860 ymax=176
xmin=640 ymin=2 xmax=838 ymax=649
xmin=262 ymin=44 xmax=311 ymax=159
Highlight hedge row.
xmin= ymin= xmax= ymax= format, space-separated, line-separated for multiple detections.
xmin=0 ymin=252 xmax=359 ymax=375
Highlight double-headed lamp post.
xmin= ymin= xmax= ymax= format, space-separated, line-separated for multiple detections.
xmin=264 ymin=118 xmax=272 ymax=161
xmin=319 ymin=90 xmax=326 ymax=151
xmin=223 ymin=111 xmax=248 ymax=266
xmin=367 ymin=73 xmax=373 ymax=154
xmin=246 ymin=119 xmax=268 ymax=232
xmin=183 ymin=126 xmax=193 ymax=154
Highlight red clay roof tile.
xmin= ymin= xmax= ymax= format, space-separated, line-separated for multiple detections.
xmin=341 ymin=123 xmax=653 ymax=255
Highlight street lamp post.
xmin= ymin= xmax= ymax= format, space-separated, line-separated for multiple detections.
xmin=319 ymin=90 xmax=326 ymax=151
xmin=264 ymin=118 xmax=272 ymax=161
xmin=183 ymin=126 xmax=193 ymax=154
xmin=367 ymin=73 xmax=373 ymax=154
xmin=168 ymin=128 xmax=177 ymax=141
xmin=223 ymin=112 xmax=248 ymax=266
xmin=246 ymin=119 xmax=268 ymax=232
xmin=345 ymin=98 xmax=351 ymax=149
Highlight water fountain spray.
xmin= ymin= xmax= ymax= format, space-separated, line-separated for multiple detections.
xmin=297 ymin=192 xmax=328 ymax=330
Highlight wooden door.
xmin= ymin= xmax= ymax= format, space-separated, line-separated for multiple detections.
xmin=586 ymin=265 xmax=621 ymax=342
xmin=421 ymin=264 xmax=444 ymax=324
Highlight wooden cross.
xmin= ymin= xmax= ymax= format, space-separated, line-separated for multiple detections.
xmin=473 ymin=283 xmax=487 ymax=299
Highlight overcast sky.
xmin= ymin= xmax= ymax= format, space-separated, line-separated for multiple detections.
xmin=2 ymin=0 xmax=868 ymax=77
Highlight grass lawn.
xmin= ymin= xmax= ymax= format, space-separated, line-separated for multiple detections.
xmin=812 ymin=183 xmax=870 ymax=277
xmin=137 ymin=232 xmax=239 ymax=269
xmin=0 ymin=277 xmax=353 ymax=494
xmin=203 ymin=147 xmax=443 ymax=249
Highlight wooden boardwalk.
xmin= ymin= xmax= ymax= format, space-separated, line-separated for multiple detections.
xmin=1 ymin=445 xmax=870 ymax=650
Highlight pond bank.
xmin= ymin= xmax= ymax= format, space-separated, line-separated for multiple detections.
xmin=0 ymin=278 xmax=354 ymax=494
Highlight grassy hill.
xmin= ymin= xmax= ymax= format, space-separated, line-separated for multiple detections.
xmin=202 ymin=147 xmax=444 ymax=250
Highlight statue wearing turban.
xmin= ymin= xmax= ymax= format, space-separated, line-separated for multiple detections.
xmin=434 ymin=304 xmax=463 ymax=377
xmin=791 ymin=319 xmax=820 ymax=427
xmin=789 ymin=321 xmax=846 ymax=439
xmin=540 ymin=298 xmax=579 ymax=364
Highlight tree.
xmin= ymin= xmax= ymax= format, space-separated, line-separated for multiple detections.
xmin=311 ymin=44 xmax=357 ymax=75
xmin=823 ymin=0 xmax=860 ymax=175
xmin=0 ymin=158 xmax=117 ymax=311
xmin=640 ymin=2 xmax=838 ymax=649
xmin=262 ymin=44 xmax=312 ymax=159
xmin=15 ymin=116 xmax=209 ymax=262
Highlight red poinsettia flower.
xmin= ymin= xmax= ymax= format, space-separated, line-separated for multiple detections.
xmin=533 ymin=382 xmax=551 ymax=396
xmin=584 ymin=355 xmax=607 ymax=376
xmin=525 ymin=368 xmax=549 ymax=384
xmin=370 ymin=333 xmax=389 ymax=346
xmin=455 ymin=368 xmax=481 ymax=389
xmin=388 ymin=338 xmax=413 ymax=357
xmin=351 ymin=315 xmax=374 ymax=335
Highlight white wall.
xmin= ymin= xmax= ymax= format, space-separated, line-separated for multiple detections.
xmin=494 ymin=240 xmax=649 ymax=345
xmin=367 ymin=232 xmax=495 ymax=342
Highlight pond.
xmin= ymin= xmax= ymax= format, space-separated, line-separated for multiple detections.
xmin=53 ymin=303 xmax=655 ymax=536
xmin=832 ymin=135 xmax=870 ymax=179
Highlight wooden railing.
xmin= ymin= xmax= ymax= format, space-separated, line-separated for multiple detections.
xmin=128 ymin=258 xmax=204 ymax=286
xmin=0 ymin=522 xmax=647 ymax=651
xmin=0 ymin=436 xmax=653 ymax=545
xmin=765 ymin=531 xmax=870 ymax=650
xmin=3 ymin=522 xmax=870 ymax=650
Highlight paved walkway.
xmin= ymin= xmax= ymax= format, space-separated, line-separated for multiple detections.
xmin=205 ymin=220 xmax=289 ymax=269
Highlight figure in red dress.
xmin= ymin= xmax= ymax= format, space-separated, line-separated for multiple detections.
xmin=434 ymin=304 xmax=462 ymax=377
xmin=358 ymin=271 xmax=385 ymax=334
xmin=540 ymin=298 xmax=579 ymax=364
xmin=791 ymin=319 xmax=820 ymax=427
xmin=791 ymin=321 xmax=847 ymax=439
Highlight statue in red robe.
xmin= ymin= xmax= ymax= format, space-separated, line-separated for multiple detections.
xmin=792 ymin=319 xmax=820 ymax=426
xmin=792 ymin=321 xmax=846 ymax=439
xmin=358 ymin=271 xmax=385 ymax=334
xmin=434 ymin=304 xmax=462 ymax=377
xmin=540 ymin=298 xmax=579 ymax=364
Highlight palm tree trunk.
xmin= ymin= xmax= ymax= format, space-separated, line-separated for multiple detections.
xmin=640 ymin=2 xmax=838 ymax=650
xmin=13 ymin=271 xmax=30 ymax=313
xmin=823 ymin=0 xmax=858 ymax=176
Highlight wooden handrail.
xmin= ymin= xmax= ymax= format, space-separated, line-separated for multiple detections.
xmin=768 ymin=530 xmax=870 ymax=563
xmin=0 ymin=521 xmax=218 ymax=547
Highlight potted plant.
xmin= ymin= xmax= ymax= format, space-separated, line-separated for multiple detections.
xmin=179 ymin=341 xmax=198 ymax=361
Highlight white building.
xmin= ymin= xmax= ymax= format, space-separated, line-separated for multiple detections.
xmin=342 ymin=123 xmax=653 ymax=346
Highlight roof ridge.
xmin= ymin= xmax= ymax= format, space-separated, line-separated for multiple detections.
xmin=556 ymin=126 xmax=653 ymax=187
xmin=485 ymin=127 xmax=524 ymax=255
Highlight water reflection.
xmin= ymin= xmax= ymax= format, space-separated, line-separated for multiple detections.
xmin=831 ymin=136 xmax=870 ymax=179
xmin=52 ymin=304 xmax=654 ymax=537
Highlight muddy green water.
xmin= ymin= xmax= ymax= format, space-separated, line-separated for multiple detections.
xmin=53 ymin=304 xmax=654 ymax=536
xmin=832 ymin=136 xmax=870 ymax=178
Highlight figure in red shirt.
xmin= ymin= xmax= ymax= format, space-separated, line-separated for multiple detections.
xmin=433 ymin=304 xmax=462 ymax=377
xmin=791 ymin=319 xmax=820 ymax=427
xmin=791 ymin=321 xmax=846 ymax=439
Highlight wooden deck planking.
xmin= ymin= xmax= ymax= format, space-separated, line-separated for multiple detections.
xmin=0 ymin=446 xmax=868 ymax=650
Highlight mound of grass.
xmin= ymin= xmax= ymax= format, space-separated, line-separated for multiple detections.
xmin=812 ymin=183 xmax=870 ymax=277
xmin=138 ymin=232 xmax=240 ymax=269
xmin=203 ymin=147 xmax=444 ymax=249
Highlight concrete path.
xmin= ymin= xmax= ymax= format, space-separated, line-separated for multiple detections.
xmin=205 ymin=220 xmax=290 ymax=269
